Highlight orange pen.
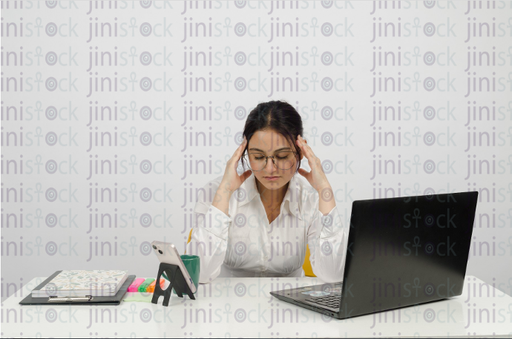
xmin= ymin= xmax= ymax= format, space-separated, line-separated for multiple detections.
xmin=146 ymin=278 xmax=165 ymax=293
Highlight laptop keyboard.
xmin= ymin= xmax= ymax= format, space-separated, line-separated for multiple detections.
xmin=304 ymin=295 xmax=340 ymax=309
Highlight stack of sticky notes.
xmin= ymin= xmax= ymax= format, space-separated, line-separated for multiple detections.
xmin=127 ymin=278 xmax=145 ymax=292
xmin=127 ymin=278 xmax=165 ymax=293
xmin=138 ymin=279 xmax=154 ymax=292
xmin=146 ymin=279 xmax=165 ymax=293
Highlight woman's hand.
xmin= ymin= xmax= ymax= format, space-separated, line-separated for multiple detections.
xmin=296 ymin=135 xmax=336 ymax=214
xmin=296 ymin=135 xmax=331 ymax=193
xmin=219 ymin=135 xmax=252 ymax=194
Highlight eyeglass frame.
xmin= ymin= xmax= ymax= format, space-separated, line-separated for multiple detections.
xmin=243 ymin=150 xmax=299 ymax=171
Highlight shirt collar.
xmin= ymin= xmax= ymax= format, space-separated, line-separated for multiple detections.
xmin=237 ymin=172 xmax=303 ymax=221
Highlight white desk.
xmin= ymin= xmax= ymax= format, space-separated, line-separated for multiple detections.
xmin=2 ymin=275 xmax=511 ymax=338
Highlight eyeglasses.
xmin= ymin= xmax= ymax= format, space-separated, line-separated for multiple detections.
xmin=243 ymin=151 xmax=298 ymax=171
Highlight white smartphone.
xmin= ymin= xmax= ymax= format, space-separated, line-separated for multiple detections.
xmin=151 ymin=241 xmax=197 ymax=294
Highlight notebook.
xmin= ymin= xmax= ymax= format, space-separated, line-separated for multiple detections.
xmin=31 ymin=270 xmax=129 ymax=297
xmin=270 ymin=191 xmax=478 ymax=319
xmin=20 ymin=272 xmax=135 ymax=306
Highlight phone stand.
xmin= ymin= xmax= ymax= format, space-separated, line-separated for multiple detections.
xmin=151 ymin=263 xmax=195 ymax=306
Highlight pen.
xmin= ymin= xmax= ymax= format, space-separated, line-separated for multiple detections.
xmin=48 ymin=295 xmax=93 ymax=302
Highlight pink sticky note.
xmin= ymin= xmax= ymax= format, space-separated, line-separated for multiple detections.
xmin=127 ymin=278 xmax=145 ymax=292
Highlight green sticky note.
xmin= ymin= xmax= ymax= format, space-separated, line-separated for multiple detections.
xmin=138 ymin=278 xmax=155 ymax=292
xmin=122 ymin=292 xmax=153 ymax=303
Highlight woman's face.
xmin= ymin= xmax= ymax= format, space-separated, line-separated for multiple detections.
xmin=246 ymin=129 xmax=302 ymax=191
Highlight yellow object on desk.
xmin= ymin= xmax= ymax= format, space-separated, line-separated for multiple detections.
xmin=185 ymin=228 xmax=317 ymax=277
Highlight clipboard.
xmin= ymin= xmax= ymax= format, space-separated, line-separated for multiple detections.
xmin=19 ymin=271 xmax=136 ymax=306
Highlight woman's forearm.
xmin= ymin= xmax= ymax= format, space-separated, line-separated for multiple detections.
xmin=318 ymin=185 xmax=336 ymax=216
xmin=211 ymin=183 xmax=234 ymax=217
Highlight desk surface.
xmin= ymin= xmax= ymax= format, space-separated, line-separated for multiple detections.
xmin=2 ymin=275 xmax=511 ymax=338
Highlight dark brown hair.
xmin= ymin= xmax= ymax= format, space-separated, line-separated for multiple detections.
xmin=240 ymin=100 xmax=303 ymax=173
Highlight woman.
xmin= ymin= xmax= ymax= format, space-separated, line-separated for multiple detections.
xmin=185 ymin=100 xmax=348 ymax=283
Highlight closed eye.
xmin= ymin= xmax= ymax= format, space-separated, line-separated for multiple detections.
xmin=254 ymin=156 xmax=288 ymax=160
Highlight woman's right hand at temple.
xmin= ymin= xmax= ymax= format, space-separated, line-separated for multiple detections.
xmin=219 ymin=135 xmax=252 ymax=194
xmin=211 ymin=135 xmax=252 ymax=216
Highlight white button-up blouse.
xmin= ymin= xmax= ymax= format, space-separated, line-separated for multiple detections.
xmin=185 ymin=172 xmax=349 ymax=284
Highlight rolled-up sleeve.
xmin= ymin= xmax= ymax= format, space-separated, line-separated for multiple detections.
xmin=185 ymin=180 xmax=232 ymax=284
xmin=306 ymin=192 xmax=348 ymax=283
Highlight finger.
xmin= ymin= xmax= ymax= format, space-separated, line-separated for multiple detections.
xmin=240 ymin=169 xmax=252 ymax=182
xmin=300 ymin=139 xmax=313 ymax=155
xmin=234 ymin=138 xmax=247 ymax=158
xmin=298 ymin=142 xmax=322 ymax=172
xmin=297 ymin=167 xmax=310 ymax=178
xmin=239 ymin=137 xmax=247 ymax=152
xmin=300 ymin=139 xmax=317 ymax=161
xmin=297 ymin=139 xmax=311 ymax=159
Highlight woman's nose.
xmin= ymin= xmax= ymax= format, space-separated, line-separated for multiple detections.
xmin=265 ymin=157 xmax=278 ymax=171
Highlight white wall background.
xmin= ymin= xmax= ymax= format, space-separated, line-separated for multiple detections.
xmin=1 ymin=0 xmax=511 ymax=304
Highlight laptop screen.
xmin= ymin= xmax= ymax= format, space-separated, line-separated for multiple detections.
xmin=339 ymin=191 xmax=478 ymax=317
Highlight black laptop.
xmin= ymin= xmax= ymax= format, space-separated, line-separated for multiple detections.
xmin=270 ymin=191 xmax=479 ymax=319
